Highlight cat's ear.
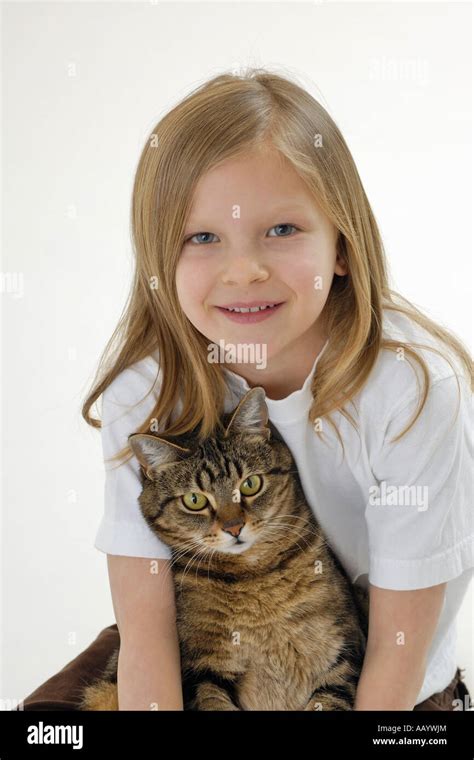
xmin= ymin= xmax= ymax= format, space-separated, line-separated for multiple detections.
xmin=224 ymin=387 xmax=271 ymax=440
xmin=128 ymin=434 xmax=192 ymax=480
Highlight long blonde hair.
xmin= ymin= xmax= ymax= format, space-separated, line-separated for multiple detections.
xmin=82 ymin=67 xmax=472 ymax=466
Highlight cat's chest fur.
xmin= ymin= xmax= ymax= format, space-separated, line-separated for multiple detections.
xmin=173 ymin=537 xmax=361 ymax=710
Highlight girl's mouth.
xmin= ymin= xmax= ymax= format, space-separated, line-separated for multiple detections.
xmin=214 ymin=302 xmax=285 ymax=324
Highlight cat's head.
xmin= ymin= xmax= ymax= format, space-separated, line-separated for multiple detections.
xmin=128 ymin=387 xmax=297 ymax=559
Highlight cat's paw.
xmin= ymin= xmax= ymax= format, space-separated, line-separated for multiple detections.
xmin=193 ymin=681 xmax=241 ymax=711
xmin=78 ymin=680 xmax=119 ymax=711
xmin=304 ymin=693 xmax=353 ymax=711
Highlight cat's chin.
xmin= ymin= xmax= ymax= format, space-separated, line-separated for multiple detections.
xmin=215 ymin=538 xmax=255 ymax=555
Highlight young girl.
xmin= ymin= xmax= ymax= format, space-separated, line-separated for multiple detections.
xmin=23 ymin=68 xmax=473 ymax=711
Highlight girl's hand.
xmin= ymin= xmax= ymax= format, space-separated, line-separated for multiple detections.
xmin=354 ymin=581 xmax=447 ymax=710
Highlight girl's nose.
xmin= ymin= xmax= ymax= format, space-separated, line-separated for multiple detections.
xmin=220 ymin=253 xmax=269 ymax=286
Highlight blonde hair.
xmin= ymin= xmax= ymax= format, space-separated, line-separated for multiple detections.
xmin=82 ymin=67 xmax=472 ymax=466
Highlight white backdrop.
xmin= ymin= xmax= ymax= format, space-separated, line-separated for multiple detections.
xmin=2 ymin=0 xmax=472 ymax=705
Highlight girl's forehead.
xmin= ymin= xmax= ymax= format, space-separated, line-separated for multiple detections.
xmin=193 ymin=148 xmax=299 ymax=189
xmin=187 ymin=155 xmax=318 ymax=221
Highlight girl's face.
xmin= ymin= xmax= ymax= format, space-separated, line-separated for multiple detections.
xmin=175 ymin=146 xmax=347 ymax=381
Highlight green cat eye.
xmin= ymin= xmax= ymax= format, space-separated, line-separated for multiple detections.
xmin=240 ymin=475 xmax=263 ymax=497
xmin=182 ymin=492 xmax=209 ymax=511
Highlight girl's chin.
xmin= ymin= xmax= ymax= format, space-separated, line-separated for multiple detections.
xmin=204 ymin=339 xmax=288 ymax=378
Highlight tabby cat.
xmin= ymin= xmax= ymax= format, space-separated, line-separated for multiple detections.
xmin=80 ymin=386 xmax=368 ymax=711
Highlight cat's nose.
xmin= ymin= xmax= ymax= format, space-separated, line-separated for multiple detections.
xmin=222 ymin=518 xmax=244 ymax=538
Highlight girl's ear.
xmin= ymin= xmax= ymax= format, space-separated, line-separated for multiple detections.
xmin=128 ymin=433 xmax=192 ymax=480
xmin=224 ymin=387 xmax=271 ymax=440
xmin=335 ymin=251 xmax=348 ymax=276
xmin=334 ymin=233 xmax=348 ymax=276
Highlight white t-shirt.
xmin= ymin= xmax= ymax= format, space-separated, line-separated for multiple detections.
xmin=94 ymin=308 xmax=473 ymax=705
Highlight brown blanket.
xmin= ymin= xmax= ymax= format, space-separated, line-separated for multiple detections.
xmin=16 ymin=623 xmax=470 ymax=711
xmin=17 ymin=624 xmax=120 ymax=711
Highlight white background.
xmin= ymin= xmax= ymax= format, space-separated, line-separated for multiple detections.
xmin=2 ymin=0 xmax=472 ymax=705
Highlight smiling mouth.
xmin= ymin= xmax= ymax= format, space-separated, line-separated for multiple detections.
xmin=219 ymin=303 xmax=283 ymax=313
xmin=214 ymin=302 xmax=285 ymax=323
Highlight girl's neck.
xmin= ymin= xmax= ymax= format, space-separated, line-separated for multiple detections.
xmin=226 ymin=322 xmax=329 ymax=400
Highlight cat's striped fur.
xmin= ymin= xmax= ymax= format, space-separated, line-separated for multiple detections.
xmin=79 ymin=387 xmax=368 ymax=710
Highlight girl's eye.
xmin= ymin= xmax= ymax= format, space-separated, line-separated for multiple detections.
xmin=182 ymin=492 xmax=209 ymax=511
xmin=186 ymin=232 xmax=218 ymax=245
xmin=240 ymin=475 xmax=263 ymax=497
xmin=184 ymin=224 xmax=299 ymax=246
xmin=267 ymin=223 xmax=299 ymax=238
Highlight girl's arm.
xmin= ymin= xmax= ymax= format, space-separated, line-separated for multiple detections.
xmin=354 ymin=581 xmax=447 ymax=710
xmin=107 ymin=554 xmax=184 ymax=710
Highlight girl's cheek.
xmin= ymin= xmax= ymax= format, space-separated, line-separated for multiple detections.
xmin=176 ymin=257 xmax=209 ymax=303
xmin=278 ymin=259 xmax=326 ymax=299
xmin=298 ymin=251 xmax=337 ymax=298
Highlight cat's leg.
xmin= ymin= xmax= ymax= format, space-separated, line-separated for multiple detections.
xmin=78 ymin=680 xmax=119 ymax=711
xmin=192 ymin=681 xmax=241 ymax=711
xmin=304 ymin=683 xmax=356 ymax=711
xmin=77 ymin=648 xmax=120 ymax=711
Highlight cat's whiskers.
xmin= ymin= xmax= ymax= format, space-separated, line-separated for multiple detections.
xmin=259 ymin=524 xmax=312 ymax=554
xmin=266 ymin=520 xmax=319 ymax=540
xmin=179 ymin=544 xmax=212 ymax=589
xmin=157 ymin=510 xmax=328 ymax=591
xmin=260 ymin=514 xmax=331 ymax=553
xmin=158 ymin=518 xmax=330 ymax=591
xmin=267 ymin=514 xmax=330 ymax=546
xmin=265 ymin=521 xmax=333 ymax=555
xmin=158 ymin=538 xmax=208 ymax=586
xmin=207 ymin=547 xmax=218 ymax=582
xmin=177 ymin=547 xmax=202 ymax=588
xmin=264 ymin=517 xmax=316 ymax=541
xmin=269 ymin=513 xmax=320 ymax=531
xmin=193 ymin=544 xmax=214 ymax=585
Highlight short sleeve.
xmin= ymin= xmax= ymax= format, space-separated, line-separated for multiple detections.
xmin=365 ymin=373 xmax=473 ymax=590
xmin=94 ymin=360 xmax=172 ymax=560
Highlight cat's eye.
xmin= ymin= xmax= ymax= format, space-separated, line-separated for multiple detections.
xmin=182 ymin=492 xmax=209 ymax=511
xmin=240 ymin=475 xmax=263 ymax=497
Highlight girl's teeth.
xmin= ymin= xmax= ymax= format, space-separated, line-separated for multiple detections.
xmin=226 ymin=304 xmax=276 ymax=313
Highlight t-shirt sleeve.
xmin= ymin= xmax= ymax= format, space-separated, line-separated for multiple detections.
xmin=365 ymin=372 xmax=473 ymax=590
xmin=94 ymin=364 xmax=173 ymax=560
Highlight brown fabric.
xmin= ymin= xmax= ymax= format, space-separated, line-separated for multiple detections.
xmin=413 ymin=667 xmax=470 ymax=711
xmin=17 ymin=624 xmax=120 ymax=711
xmin=16 ymin=623 xmax=472 ymax=711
